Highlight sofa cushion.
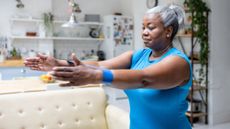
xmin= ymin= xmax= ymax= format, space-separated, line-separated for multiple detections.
xmin=106 ymin=105 xmax=129 ymax=129
xmin=0 ymin=87 xmax=108 ymax=129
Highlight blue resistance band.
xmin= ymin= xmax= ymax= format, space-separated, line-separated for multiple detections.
xmin=102 ymin=69 xmax=114 ymax=84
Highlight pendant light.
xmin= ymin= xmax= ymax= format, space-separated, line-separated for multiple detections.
xmin=16 ymin=0 xmax=24 ymax=9
xmin=62 ymin=0 xmax=81 ymax=28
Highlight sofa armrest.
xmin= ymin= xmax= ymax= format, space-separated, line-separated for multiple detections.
xmin=105 ymin=105 xmax=129 ymax=129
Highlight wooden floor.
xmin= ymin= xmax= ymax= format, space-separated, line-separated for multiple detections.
xmin=193 ymin=123 xmax=230 ymax=129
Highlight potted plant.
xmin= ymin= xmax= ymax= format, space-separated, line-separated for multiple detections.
xmin=42 ymin=12 xmax=54 ymax=37
xmin=186 ymin=0 xmax=210 ymax=84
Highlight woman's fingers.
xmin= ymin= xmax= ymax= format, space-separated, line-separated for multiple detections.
xmin=24 ymin=57 xmax=42 ymax=70
xmin=51 ymin=71 xmax=73 ymax=78
xmin=51 ymin=67 xmax=75 ymax=80
xmin=25 ymin=57 xmax=40 ymax=61
xmin=53 ymin=67 xmax=74 ymax=72
xmin=24 ymin=58 xmax=39 ymax=65
xmin=31 ymin=67 xmax=42 ymax=71
xmin=24 ymin=61 xmax=39 ymax=66
xmin=27 ymin=64 xmax=39 ymax=68
xmin=51 ymin=65 xmax=98 ymax=86
xmin=53 ymin=76 xmax=74 ymax=81
xmin=24 ymin=61 xmax=40 ymax=70
xmin=71 ymin=53 xmax=82 ymax=66
xmin=37 ymin=53 xmax=48 ymax=60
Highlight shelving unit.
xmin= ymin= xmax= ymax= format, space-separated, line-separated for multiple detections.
xmin=9 ymin=17 xmax=104 ymax=58
xmin=10 ymin=18 xmax=104 ymax=39
xmin=10 ymin=18 xmax=103 ymax=26
xmin=190 ymin=4 xmax=209 ymax=125
xmin=176 ymin=1 xmax=210 ymax=126
xmin=177 ymin=34 xmax=209 ymax=126
xmin=176 ymin=34 xmax=192 ymax=38
xmin=10 ymin=36 xmax=104 ymax=41
xmin=186 ymin=112 xmax=207 ymax=118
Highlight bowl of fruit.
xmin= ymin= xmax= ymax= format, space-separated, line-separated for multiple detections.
xmin=40 ymin=74 xmax=55 ymax=83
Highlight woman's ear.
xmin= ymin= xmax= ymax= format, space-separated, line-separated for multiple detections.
xmin=166 ymin=26 xmax=173 ymax=38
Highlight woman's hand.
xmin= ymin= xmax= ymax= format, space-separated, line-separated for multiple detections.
xmin=50 ymin=64 xmax=102 ymax=86
xmin=24 ymin=53 xmax=83 ymax=71
xmin=24 ymin=53 xmax=58 ymax=71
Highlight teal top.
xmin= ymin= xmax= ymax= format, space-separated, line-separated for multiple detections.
xmin=124 ymin=47 xmax=192 ymax=129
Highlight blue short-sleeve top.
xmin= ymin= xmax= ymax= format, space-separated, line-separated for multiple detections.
xmin=124 ymin=47 xmax=192 ymax=129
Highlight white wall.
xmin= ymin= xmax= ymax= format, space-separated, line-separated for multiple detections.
xmin=0 ymin=0 xmax=123 ymax=57
xmin=131 ymin=0 xmax=147 ymax=50
xmin=0 ymin=0 xmax=51 ymax=36
xmin=131 ymin=0 xmax=184 ymax=50
xmin=0 ymin=1 xmax=15 ymax=36
xmin=119 ymin=0 xmax=133 ymax=16
xmin=52 ymin=0 xmax=122 ymax=21
xmin=130 ymin=0 xmax=230 ymax=126
xmin=208 ymin=0 xmax=230 ymax=125
xmin=0 ymin=0 xmax=122 ymax=36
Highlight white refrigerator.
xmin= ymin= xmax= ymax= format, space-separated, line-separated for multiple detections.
xmin=102 ymin=15 xmax=134 ymax=59
xmin=102 ymin=15 xmax=133 ymax=106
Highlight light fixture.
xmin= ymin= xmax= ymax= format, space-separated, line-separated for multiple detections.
xmin=16 ymin=0 xmax=24 ymax=9
xmin=62 ymin=0 xmax=81 ymax=28
xmin=62 ymin=13 xmax=79 ymax=28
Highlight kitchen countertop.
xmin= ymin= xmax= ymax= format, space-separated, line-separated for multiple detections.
xmin=0 ymin=78 xmax=46 ymax=94
xmin=0 ymin=59 xmax=24 ymax=67
xmin=0 ymin=77 xmax=102 ymax=94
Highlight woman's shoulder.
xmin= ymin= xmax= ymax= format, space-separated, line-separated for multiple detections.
xmin=159 ymin=48 xmax=191 ymax=68
xmin=133 ymin=48 xmax=151 ymax=55
xmin=169 ymin=48 xmax=190 ymax=61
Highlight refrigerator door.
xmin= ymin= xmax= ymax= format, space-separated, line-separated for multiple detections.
xmin=103 ymin=15 xmax=134 ymax=59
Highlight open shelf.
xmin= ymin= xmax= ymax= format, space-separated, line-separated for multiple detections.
xmin=10 ymin=36 xmax=104 ymax=41
xmin=191 ymin=84 xmax=207 ymax=91
xmin=10 ymin=18 xmax=103 ymax=26
xmin=176 ymin=34 xmax=192 ymax=37
xmin=178 ymin=2 xmax=210 ymax=126
xmin=192 ymin=60 xmax=200 ymax=64
xmin=52 ymin=37 xmax=104 ymax=41
xmin=53 ymin=20 xmax=103 ymax=26
xmin=184 ymin=7 xmax=191 ymax=13
xmin=186 ymin=112 xmax=207 ymax=118
xmin=10 ymin=18 xmax=42 ymax=22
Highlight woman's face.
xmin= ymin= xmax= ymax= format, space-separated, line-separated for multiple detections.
xmin=142 ymin=13 xmax=169 ymax=50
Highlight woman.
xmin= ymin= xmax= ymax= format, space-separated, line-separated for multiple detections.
xmin=25 ymin=4 xmax=192 ymax=129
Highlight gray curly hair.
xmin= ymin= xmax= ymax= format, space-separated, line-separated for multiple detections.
xmin=146 ymin=4 xmax=185 ymax=40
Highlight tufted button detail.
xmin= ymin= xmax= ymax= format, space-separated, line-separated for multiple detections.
xmin=40 ymin=123 xmax=45 ymax=128
xmin=58 ymin=121 xmax=63 ymax=127
xmin=38 ymin=107 xmax=43 ymax=112
xmin=75 ymin=118 xmax=81 ymax=124
xmin=72 ymin=103 xmax=78 ymax=109
xmin=87 ymin=102 xmax=92 ymax=107
xmin=90 ymin=116 xmax=95 ymax=121
xmin=56 ymin=105 xmax=60 ymax=111
xmin=0 ymin=112 xmax=3 ymax=118
xmin=18 ymin=109 xmax=24 ymax=115
xmin=21 ymin=126 xmax=26 ymax=129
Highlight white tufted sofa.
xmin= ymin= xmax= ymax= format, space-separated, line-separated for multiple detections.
xmin=0 ymin=87 xmax=129 ymax=129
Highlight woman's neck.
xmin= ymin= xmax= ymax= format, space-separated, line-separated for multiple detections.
xmin=152 ymin=44 xmax=172 ymax=57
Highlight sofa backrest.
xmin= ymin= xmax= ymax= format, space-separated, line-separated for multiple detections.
xmin=0 ymin=87 xmax=108 ymax=129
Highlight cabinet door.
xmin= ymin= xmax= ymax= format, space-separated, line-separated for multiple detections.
xmin=0 ymin=67 xmax=46 ymax=80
